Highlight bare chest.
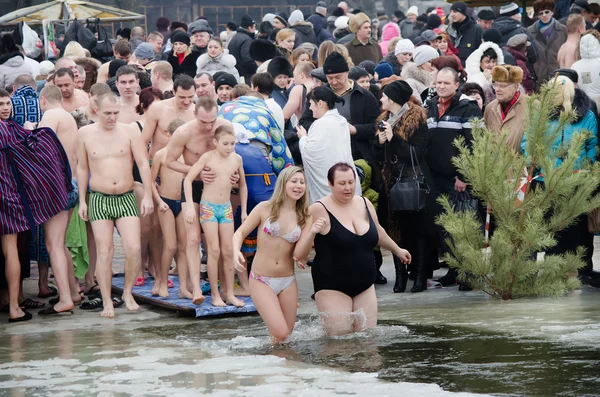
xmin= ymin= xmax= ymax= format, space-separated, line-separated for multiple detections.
xmin=86 ymin=135 xmax=131 ymax=161
xmin=182 ymin=136 xmax=215 ymax=166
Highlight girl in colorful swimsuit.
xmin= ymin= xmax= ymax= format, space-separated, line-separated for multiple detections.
xmin=233 ymin=166 xmax=309 ymax=343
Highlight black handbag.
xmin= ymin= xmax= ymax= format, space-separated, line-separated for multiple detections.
xmin=389 ymin=146 xmax=430 ymax=213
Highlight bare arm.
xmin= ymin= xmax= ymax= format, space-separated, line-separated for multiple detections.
xmin=183 ymin=153 xmax=209 ymax=207
xmin=282 ymin=85 xmax=302 ymax=121
xmin=165 ymin=128 xmax=194 ymax=175
xmin=150 ymin=151 xmax=164 ymax=204
xmin=293 ymin=205 xmax=321 ymax=261
xmin=75 ymin=129 xmax=90 ymax=220
xmin=232 ymin=202 xmax=265 ymax=253
xmin=130 ymin=126 xmax=153 ymax=199
xmin=237 ymin=155 xmax=248 ymax=217
xmin=97 ymin=63 xmax=109 ymax=84
xmin=38 ymin=113 xmax=58 ymax=131
xmin=140 ymin=102 xmax=160 ymax=150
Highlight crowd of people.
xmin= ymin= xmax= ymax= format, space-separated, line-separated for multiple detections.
xmin=1 ymin=0 xmax=600 ymax=341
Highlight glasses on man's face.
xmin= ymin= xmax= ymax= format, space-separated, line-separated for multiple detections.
xmin=492 ymin=83 xmax=513 ymax=89
xmin=538 ymin=10 xmax=552 ymax=16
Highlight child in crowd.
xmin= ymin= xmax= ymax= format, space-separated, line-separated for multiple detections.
xmin=150 ymin=119 xmax=188 ymax=298
xmin=184 ymin=125 xmax=247 ymax=307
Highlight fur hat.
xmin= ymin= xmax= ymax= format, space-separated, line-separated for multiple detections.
xmin=349 ymin=12 xmax=370 ymax=33
xmin=267 ymin=56 xmax=294 ymax=78
xmin=533 ymin=0 xmax=555 ymax=14
xmin=491 ymin=65 xmax=523 ymax=84
xmin=249 ymin=39 xmax=277 ymax=62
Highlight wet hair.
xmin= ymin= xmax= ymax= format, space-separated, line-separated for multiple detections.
xmin=40 ymin=85 xmax=63 ymax=103
xmin=174 ymin=74 xmax=197 ymax=91
xmin=307 ymin=86 xmax=344 ymax=110
xmin=116 ymin=65 xmax=138 ymax=81
xmin=90 ymin=83 xmax=112 ymax=98
xmin=195 ymin=96 xmax=218 ymax=113
xmin=136 ymin=87 xmax=163 ymax=115
xmin=231 ymin=84 xmax=252 ymax=99
xmin=327 ymin=162 xmax=356 ymax=185
xmin=55 ymin=67 xmax=75 ymax=80
xmin=266 ymin=166 xmax=309 ymax=227
xmin=167 ymin=119 xmax=185 ymax=135
xmin=250 ymin=73 xmax=275 ymax=95
xmin=113 ymin=39 xmax=132 ymax=57
xmin=431 ymin=56 xmax=467 ymax=83
xmin=214 ymin=124 xmax=234 ymax=140
xmin=0 ymin=88 xmax=10 ymax=98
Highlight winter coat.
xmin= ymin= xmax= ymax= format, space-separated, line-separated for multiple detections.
xmin=166 ymin=49 xmax=201 ymax=79
xmin=528 ymin=18 xmax=567 ymax=90
xmin=505 ymin=48 xmax=534 ymax=94
xmin=74 ymin=57 xmax=101 ymax=93
xmin=493 ymin=16 xmax=538 ymax=64
xmin=399 ymin=19 xmax=416 ymax=39
xmin=382 ymin=52 xmax=403 ymax=75
xmin=299 ymin=82 xmax=380 ymax=168
xmin=380 ymin=23 xmax=401 ymax=56
xmin=195 ymin=50 xmax=240 ymax=81
xmin=401 ymin=62 xmax=432 ymax=104
xmin=521 ymin=89 xmax=597 ymax=179
xmin=447 ymin=16 xmax=483 ymax=66
xmin=573 ymin=33 xmax=600 ymax=109
xmin=484 ymin=92 xmax=528 ymax=152
xmin=345 ymin=37 xmax=383 ymax=66
xmin=465 ymin=42 xmax=504 ymax=105
xmin=292 ymin=23 xmax=317 ymax=47
xmin=355 ymin=159 xmax=379 ymax=209
xmin=0 ymin=52 xmax=35 ymax=90
xmin=299 ymin=108 xmax=361 ymax=203
xmin=307 ymin=14 xmax=332 ymax=46
xmin=502 ymin=48 xmax=517 ymax=66
xmin=377 ymin=16 xmax=391 ymax=40
xmin=426 ymin=92 xmax=483 ymax=178
xmin=334 ymin=29 xmax=354 ymax=44
xmin=228 ymin=28 xmax=257 ymax=81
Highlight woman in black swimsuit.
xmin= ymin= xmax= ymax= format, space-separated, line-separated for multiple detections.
xmin=295 ymin=163 xmax=411 ymax=335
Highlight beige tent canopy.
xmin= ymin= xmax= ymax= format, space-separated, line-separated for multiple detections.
xmin=0 ymin=0 xmax=144 ymax=26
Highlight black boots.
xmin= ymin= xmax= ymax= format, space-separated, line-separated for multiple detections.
xmin=393 ymin=255 xmax=408 ymax=293
xmin=410 ymin=243 xmax=428 ymax=293
xmin=374 ymin=249 xmax=387 ymax=284
xmin=436 ymin=267 xmax=458 ymax=286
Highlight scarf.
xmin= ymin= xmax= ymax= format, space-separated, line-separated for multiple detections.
xmin=177 ymin=52 xmax=186 ymax=65
xmin=501 ymin=91 xmax=520 ymax=120
xmin=438 ymin=95 xmax=453 ymax=118
xmin=538 ymin=19 xmax=554 ymax=39
xmin=388 ymin=103 xmax=410 ymax=128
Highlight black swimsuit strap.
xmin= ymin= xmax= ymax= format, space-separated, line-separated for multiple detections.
xmin=135 ymin=121 xmax=143 ymax=132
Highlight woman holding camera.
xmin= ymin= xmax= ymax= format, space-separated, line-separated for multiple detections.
xmin=378 ymin=80 xmax=436 ymax=293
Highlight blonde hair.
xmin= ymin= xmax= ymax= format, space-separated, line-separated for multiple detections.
xmin=388 ymin=37 xmax=401 ymax=53
xmin=266 ymin=166 xmax=310 ymax=227
xmin=318 ymin=40 xmax=336 ymax=67
xmin=63 ymin=41 xmax=86 ymax=58
xmin=276 ymin=28 xmax=295 ymax=44
xmin=335 ymin=44 xmax=354 ymax=67
xmin=547 ymin=75 xmax=575 ymax=114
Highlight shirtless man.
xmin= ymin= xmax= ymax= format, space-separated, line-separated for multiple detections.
xmin=77 ymin=93 xmax=154 ymax=318
xmin=557 ymin=14 xmax=586 ymax=69
xmin=55 ymin=57 xmax=80 ymax=81
xmin=54 ymin=68 xmax=89 ymax=112
xmin=38 ymin=85 xmax=83 ymax=309
xmin=72 ymin=83 xmax=112 ymax=127
xmin=142 ymin=74 xmax=196 ymax=158
xmin=115 ymin=66 xmax=141 ymax=124
xmin=195 ymin=72 xmax=218 ymax=101
xmin=75 ymin=65 xmax=86 ymax=90
xmin=283 ymin=61 xmax=315 ymax=122
xmin=151 ymin=61 xmax=174 ymax=98
xmin=165 ymin=97 xmax=236 ymax=304
xmin=97 ymin=40 xmax=132 ymax=84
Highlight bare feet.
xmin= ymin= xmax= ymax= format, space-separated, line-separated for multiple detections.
xmin=233 ymin=287 xmax=250 ymax=297
xmin=211 ymin=294 xmax=227 ymax=307
xmin=158 ymin=284 xmax=169 ymax=298
xmin=122 ymin=294 xmax=140 ymax=311
xmin=54 ymin=301 xmax=75 ymax=312
xmin=9 ymin=305 xmax=26 ymax=320
xmin=169 ymin=267 xmax=178 ymax=275
xmin=192 ymin=293 xmax=206 ymax=305
xmin=226 ymin=295 xmax=245 ymax=307
xmin=179 ymin=288 xmax=193 ymax=299
xmin=101 ymin=301 xmax=115 ymax=318
xmin=151 ymin=283 xmax=160 ymax=296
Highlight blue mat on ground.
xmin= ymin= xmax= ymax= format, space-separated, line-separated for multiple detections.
xmin=111 ymin=275 xmax=257 ymax=318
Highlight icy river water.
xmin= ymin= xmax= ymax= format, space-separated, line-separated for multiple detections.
xmin=0 ymin=255 xmax=599 ymax=397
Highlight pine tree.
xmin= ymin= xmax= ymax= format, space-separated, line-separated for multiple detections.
xmin=437 ymin=84 xmax=600 ymax=300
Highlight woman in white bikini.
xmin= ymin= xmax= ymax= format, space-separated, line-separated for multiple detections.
xmin=233 ymin=166 xmax=309 ymax=343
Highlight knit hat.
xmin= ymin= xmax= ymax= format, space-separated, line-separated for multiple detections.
xmin=374 ymin=62 xmax=394 ymax=79
xmin=349 ymin=66 xmax=369 ymax=81
xmin=450 ymin=2 xmax=468 ymax=16
xmin=171 ymin=31 xmax=190 ymax=46
xmin=215 ymin=73 xmax=237 ymax=90
xmin=241 ymin=14 xmax=255 ymax=28
xmin=407 ymin=6 xmax=419 ymax=16
xmin=394 ymin=39 xmax=415 ymax=55
xmin=135 ymin=42 xmax=155 ymax=60
xmin=288 ymin=10 xmax=305 ymax=26
xmin=383 ymin=80 xmax=413 ymax=105
xmin=506 ymin=33 xmax=531 ymax=48
xmin=335 ymin=16 xmax=350 ymax=29
xmin=332 ymin=7 xmax=345 ymax=17
xmin=227 ymin=21 xmax=238 ymax=31
xmin=156 ymin=17 xmax=170 ymax=29
xmin=109 ymin=59 xmax=127 ymax=78
xmin=323 ymin=51 xmax=349 ymax=74
xmin=349 ymin=12 xmax=370 ymax=33
xmin=274 ymin=12 xmax=289 ymax=27
xmin=426 ymin=14 xmax=442 ymax=29
xmin=477 ymin=9 xmax=496 ymax=21
xmin=39 ymin=60 xmax=55 ymax=76
xmin=412 ymin=45 xmax=439 ymax=66
xmin=491 ymin=64 xmax=523 ymax=84
xmin=499 ymin=2 xmax=520 ymax=17
xmin=262 ymin=13 xmax=276 ymax=25
xmin=310 ymin=67 xmax=328 ymax=82
xmin=553 ymin=68 xmax=578 ymax=84
xmin=267 ymin=56 xmax=294 ymax=78
xmin=249 ymin=39 xmax=277 ymax=62
xmin=482 ymin=28 xmax=503 ymax=44
xmin=358 ymin=60 xmax=376 ymax=75
xmin=533 ymin=0 xmax=555 ymax=15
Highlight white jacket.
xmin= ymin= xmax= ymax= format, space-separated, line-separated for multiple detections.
xmin=299 ymin=109 xmax=361 ymax=204
xmin=195 ymin=49 xmax=240 ymax=82
xmin=465 ymin=42 xmax=504 ymax=105
xmin=573 ymin=34 xmax=600 ymax=109
xmin=0 ymin=54 xmax=36 ymax=90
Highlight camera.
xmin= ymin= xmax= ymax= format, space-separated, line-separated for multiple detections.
xmin=378 ymin=121 xmax=386 ymax=132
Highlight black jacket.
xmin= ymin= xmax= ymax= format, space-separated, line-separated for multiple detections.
xmin=299 ymin=82 xmax=380 ymax=166
xmin=382 ymin=52 xmax=403 ymax=75
xmin=228 ymin=28 xmax=257 ymax=81
xmin=447 ymin=16 xmax=483 ymax=66
xmin=426 ymin=92 xmax=482 ymax=178
xmin=292 ymin=23 xmax=317 ymax=47
xmin=492 ymin=16 xmax=538 ymax=65
xmin=166 ymin=50 xmax=200 ymax=79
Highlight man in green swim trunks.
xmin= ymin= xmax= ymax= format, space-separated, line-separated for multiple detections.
xmin=76 ymin=93 xmax=154 ymax=318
